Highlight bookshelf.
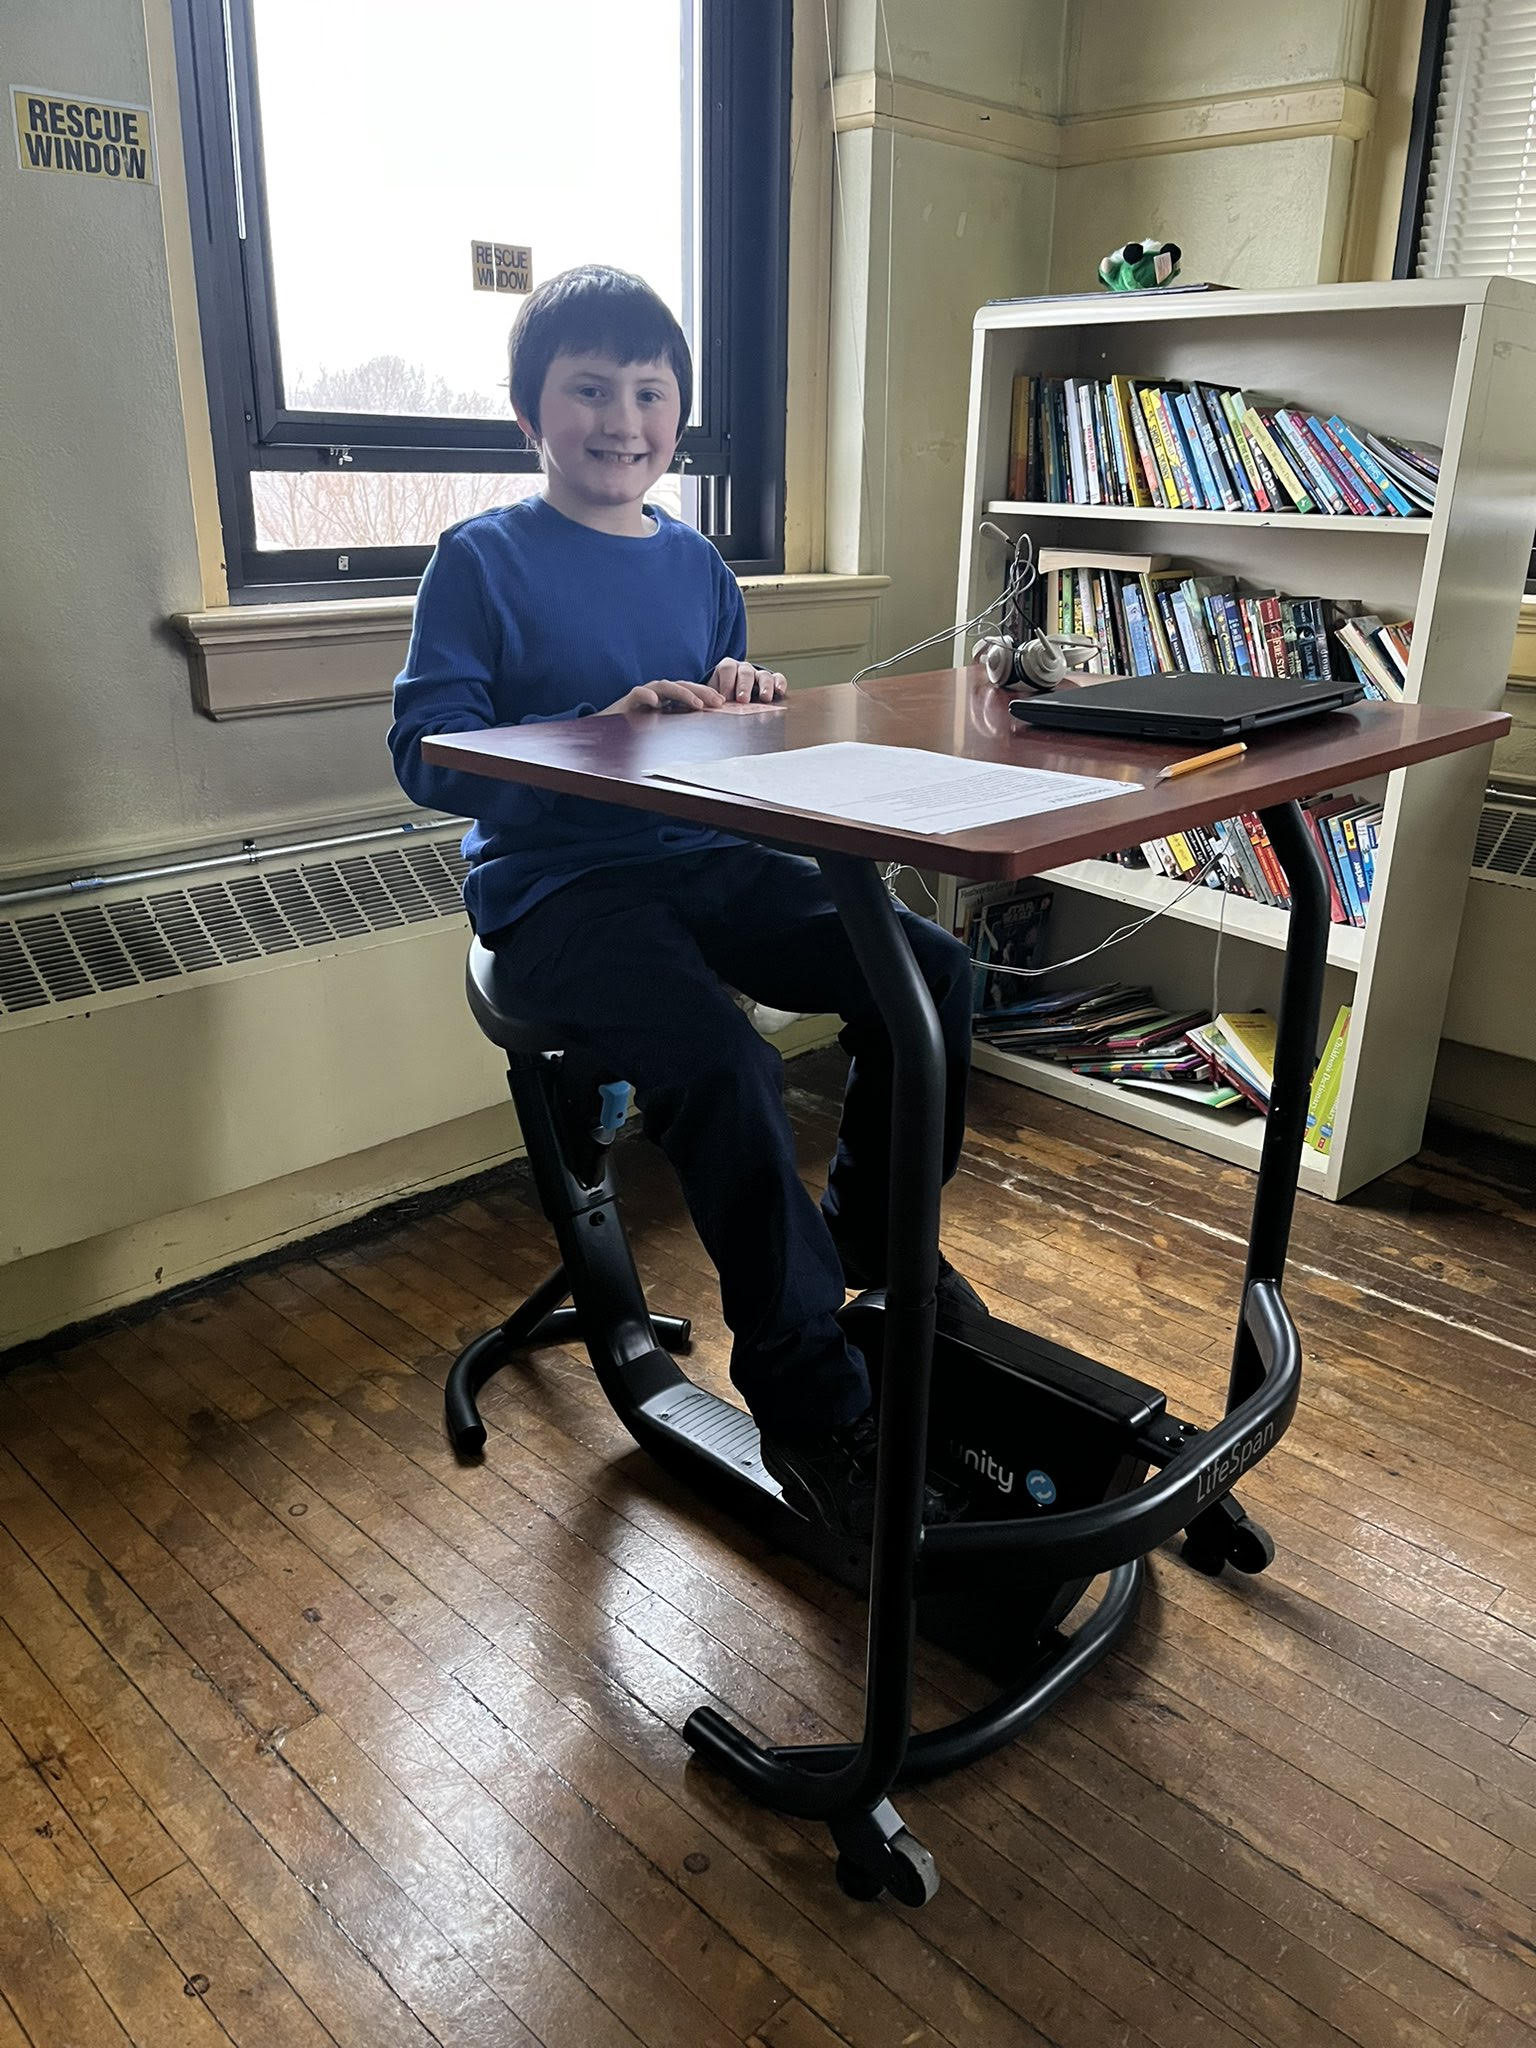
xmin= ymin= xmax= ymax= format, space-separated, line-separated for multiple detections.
xmin=949 ymin=278 xmax=1536 ymax=1200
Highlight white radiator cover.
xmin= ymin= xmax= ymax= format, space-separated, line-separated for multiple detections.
xmin=1441 ymin=873 xmax=1536 ymax=1062
xmin=2 ymin=920 xmax=505 ymax=1264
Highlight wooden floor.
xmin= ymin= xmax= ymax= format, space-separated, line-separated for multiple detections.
xmin=2 ymin=1051 xmax=1535 ymax=2048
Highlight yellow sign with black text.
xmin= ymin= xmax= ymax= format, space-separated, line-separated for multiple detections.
xmin=471 ymin=242 xmax=532 ymax=294
xmin=13 ymin=86 xmax=156 ymax=183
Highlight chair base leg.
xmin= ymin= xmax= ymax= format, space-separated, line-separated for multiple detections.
xmin=444 ymin=1261 xmax=693 ymax=1457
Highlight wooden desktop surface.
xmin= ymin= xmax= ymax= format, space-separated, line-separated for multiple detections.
xmin=421 ymin=669 xmax=1509 ymax=880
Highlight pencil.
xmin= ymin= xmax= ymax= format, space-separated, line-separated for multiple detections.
xmin=1156 ymin=742 xmax=1247 ymax=783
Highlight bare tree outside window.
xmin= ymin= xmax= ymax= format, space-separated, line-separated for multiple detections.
xmin=251 ymin=354 xmax=685 ymax=551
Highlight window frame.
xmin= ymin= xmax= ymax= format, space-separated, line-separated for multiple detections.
xmin=1397 ymin=0 xmax=1536 ymax=584
xmin=173 ymin=0 xmax=791 ymax=598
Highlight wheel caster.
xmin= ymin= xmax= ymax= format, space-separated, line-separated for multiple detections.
xmin=1180 ymin=1533 xmax=1228 ymax=1577
xmin=830 ymin=1800 xmax=939 ymax=1908
xmin=835 ymin=1855 xmax=886 ymax=1901
xmin=1226 ymin=1517 xmax=1276 ymax=1574
xmin=883 ymin=1829 xmax=940 ymax=1908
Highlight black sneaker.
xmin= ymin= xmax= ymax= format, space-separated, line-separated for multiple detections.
xmin=760 ymin=1411 xmax=962 ymax=1540
xmin=935 ymin=1258 xmax=990 ymax=1325
xmin=831 ymin=1235 xmax=990 ymax=1326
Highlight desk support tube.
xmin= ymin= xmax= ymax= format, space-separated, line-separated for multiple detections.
xmin=1231 ymin=802 xmax=1330 ymax=1410
xmin=684 ymin=852 xmax=943 ymax=1822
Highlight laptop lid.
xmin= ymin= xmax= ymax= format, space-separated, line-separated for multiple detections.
xmin=1010 ymin=672 xmax=1364 ymax=743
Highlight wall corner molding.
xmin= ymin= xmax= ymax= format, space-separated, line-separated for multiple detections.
xmin=831 ymin=71 xmax=1376 ymax=172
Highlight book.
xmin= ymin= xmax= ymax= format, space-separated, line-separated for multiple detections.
xmin=1007 ymin=375 xmax=1031 ymax=498
xmin=1241 ymin=408 xmax=1314 ymax=513
xmin=1305 ymin=1005 xmax=1351 ymax=1154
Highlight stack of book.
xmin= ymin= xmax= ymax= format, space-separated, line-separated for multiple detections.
xmin=972 ymin=986 xmax=1244 ymax=1111
xmin=1121 ymin=796 xmax=1385 ymax=929
xmin=1042 ymin=547 xmax=1409 ymax=697
xmin=1007 ymin=373 xmax=1440 ymax=518
xmin=1185 ymin=1013 xmax=1278 ymax=1112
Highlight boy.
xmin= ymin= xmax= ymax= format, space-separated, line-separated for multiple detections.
xmin=390 ymin=265 xmax=981 ymax=1536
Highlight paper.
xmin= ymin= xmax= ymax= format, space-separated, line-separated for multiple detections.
xmin=648 ymin=740 xmax=1138 ymax=835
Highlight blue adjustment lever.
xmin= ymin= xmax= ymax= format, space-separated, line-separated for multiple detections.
xmin=596 ymin=1082 xmax=632 ymax=1141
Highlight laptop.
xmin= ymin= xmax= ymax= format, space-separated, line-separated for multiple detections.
xmin=1009 ymin=672 xmax=1364 ymax=743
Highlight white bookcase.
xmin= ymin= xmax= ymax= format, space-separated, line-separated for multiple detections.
xmin=949 ymin=278 xmax=1536 ymax=1200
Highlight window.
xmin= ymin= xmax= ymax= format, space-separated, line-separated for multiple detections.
xmin=1399 ymin=0 xmax=1536 ymax=278
xmin=174 ymin=0 xmax=790 ymax=596
xmin=1400 ymin=0 xmax=1536 ymax=580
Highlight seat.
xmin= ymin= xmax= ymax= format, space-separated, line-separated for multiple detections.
xmin=465 ymin=936 xmax=567 ymax=1054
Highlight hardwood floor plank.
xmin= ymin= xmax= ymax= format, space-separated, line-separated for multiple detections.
xmin=0 ymin=1841 xmax=135 ymax=2048
xmin=0 ymin=1720 xmax=235 ymax=2048
xmin=133 ymin=1861 xmax=339 ymax=2048
xmin=0 ymin=1617 xmax=184 ymax=1899
xmin=5 ymin=1057 xmax=1535 ymax=2048
xmin=0 ymin=1529 xmax=437 ymax=2048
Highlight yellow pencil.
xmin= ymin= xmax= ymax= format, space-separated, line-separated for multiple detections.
xmin=1156 ymin=741 xmax=1247 ymax=783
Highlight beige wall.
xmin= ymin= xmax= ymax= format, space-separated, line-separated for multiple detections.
xmin=827 ymin=0 xmax=1064 ymax=675
xmin=1051 ymin=0 xmax=1371 ymax=292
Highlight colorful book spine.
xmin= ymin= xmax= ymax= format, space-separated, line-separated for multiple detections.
xmin=1073 ymin=378 xmax=1097 ymax=501
xmin=1303 ymin=414 xmax=1379 ymax=516
xmin=1305 ymin=1006 xmax=1351 ymax=1154
xmin=1155 ymin=390 xmax=1202 ymax=508
xmin=1273 ymin=409 xmax=1348 ymax=513
xmin=1112 ymin=376 xmax=1156 ymax=507
xmin=1198 ymin=385 xmax=1256 ymax=511
xmin=1241 ymin=407 xmax=1314 ymax=513
xmin=1138 ymin=386 xmax=1184 ymax=507
xmin=1326 ymin=417 xmax=1412 ymax=515
xmin=1186 ymin=389 xmax=1241 ymax=511
xmin=1222 ymin=390 xmax=1273 ymax=510
xmin=1172 ymin=392 xmax=1219 ymax=509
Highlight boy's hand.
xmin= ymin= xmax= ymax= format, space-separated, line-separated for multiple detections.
xmin=709 ymin=658 xmax=787 ymax=703
xmin=597 ymin=681 xmax=725 ymax=715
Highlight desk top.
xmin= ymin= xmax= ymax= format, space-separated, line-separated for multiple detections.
xmin=422 ymin=670 xmax=1509 ymax=880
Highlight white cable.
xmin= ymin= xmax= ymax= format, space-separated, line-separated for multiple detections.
xmin=850 ymin=523 xmax=1035 ymax=695
xmin=1211 ymin=872 xmax=1228 ymax=1021
xmin=974 ymin=848 xmax=1224 ymax=981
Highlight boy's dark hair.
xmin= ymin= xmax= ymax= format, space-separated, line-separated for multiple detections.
xmin=509 ymin=265 xmax=692 ymax=435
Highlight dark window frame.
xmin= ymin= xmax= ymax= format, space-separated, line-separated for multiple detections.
xmin=1392 ymin=0 xmax=1453 ymax=280
xmin=173 ymin=0 xmax=791 ymax=599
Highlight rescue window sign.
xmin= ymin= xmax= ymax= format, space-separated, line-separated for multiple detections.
xmin=12 ymin=86 xmax=156 ymax=183
xmin=471 ymin=242 xmax=532 ymax=294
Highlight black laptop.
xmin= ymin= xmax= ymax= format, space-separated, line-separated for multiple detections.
xmin=1010 ymin=672 xmax=1364 ymax=743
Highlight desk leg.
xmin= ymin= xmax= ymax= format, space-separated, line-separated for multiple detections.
xmin=682 ymin=853 xmax=944 ymax=1904
xmin=1230 ymin=800 xmax=1330 ymax=1408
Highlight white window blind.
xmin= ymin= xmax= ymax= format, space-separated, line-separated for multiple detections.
xmin=1417 ymin=0 xmax=1536 ymax=277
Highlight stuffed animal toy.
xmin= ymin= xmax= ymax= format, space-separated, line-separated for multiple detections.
xmin=1098 ymin=239 xmax=1182 ymax=291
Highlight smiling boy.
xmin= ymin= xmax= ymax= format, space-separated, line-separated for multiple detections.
xmin=390 ymin=265 xmax=980 ymax=1536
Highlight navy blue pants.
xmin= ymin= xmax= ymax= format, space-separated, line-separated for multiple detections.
xmin=485 ymin=845 xmax=973 ymax=1435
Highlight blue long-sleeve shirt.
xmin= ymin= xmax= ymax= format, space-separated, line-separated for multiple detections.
xmin=389 ymin=495 xmax=747 ymax=934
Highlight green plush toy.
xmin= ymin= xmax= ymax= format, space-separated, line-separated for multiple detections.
xmin=1098 ymin=239 xmax=1182 ymax=291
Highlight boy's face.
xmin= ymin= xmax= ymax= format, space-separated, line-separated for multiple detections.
xmin=519 ymin=351 xmax=682 ymax=531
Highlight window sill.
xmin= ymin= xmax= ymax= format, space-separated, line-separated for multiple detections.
xmin=173 ymin=573 xmax=890 ymax=719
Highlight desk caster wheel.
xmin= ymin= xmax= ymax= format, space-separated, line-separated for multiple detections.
xmin=835 ymin=1855 xmax=886 ymax=1901
xmin=1182 ymin=1497 xmax=1276 ymax=1578
xmin=1226 ymin=1517 xmax=1275 ymax=1575
xmin=884 ymin=1830 xmax=940 ymax=1908
xmin=1181 ymin=1531 xmax=1229 ymax=1577
xmin=834 ymin=1829 xmax=938 ymax=1907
